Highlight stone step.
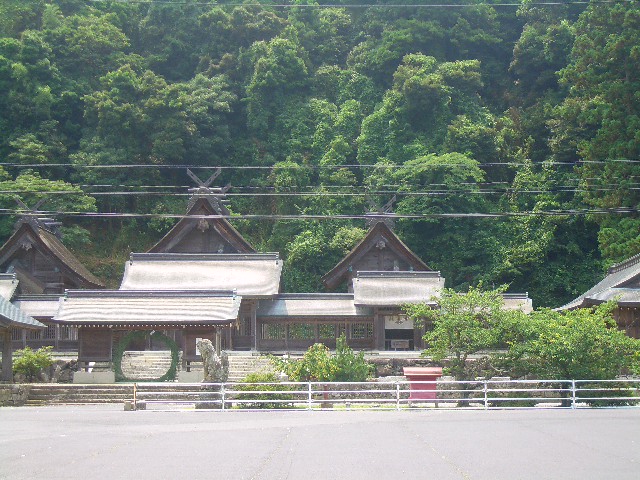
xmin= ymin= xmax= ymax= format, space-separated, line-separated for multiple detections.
xmin=120 ymin=351 xmax=175 ymax=380
xmin=226 ymin=356 xmax=274 ymax=381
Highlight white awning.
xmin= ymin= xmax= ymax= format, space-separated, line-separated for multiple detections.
xmin=120 ymin=253 xmax=282 ymax=297
xmin=353 ymin=271 xmax=444 ymax=306
xmin=54 ymin=290 xmax=241 ymax=326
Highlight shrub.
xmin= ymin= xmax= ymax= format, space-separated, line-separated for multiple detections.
xmin=272 ymin=334 xmax=373 ymax=382
xmin=234 ymin=372 xmax=294 ymax=409
xmin=13 ymin=346 xmax=54 ymax=382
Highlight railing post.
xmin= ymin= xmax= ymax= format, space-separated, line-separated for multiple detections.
xmin=396 ymin=382 xmax=400 ymax=410
xmin=571 ymin=380 xmax=576 ymax=409
xmin=133 ymin=383 xmax=137 ymax=411
xmin=308 ymin=382 xmax=312 ymax=410
xmin=221 ymin=383 xmax=226 ymax=411
xmin=483 ymin=380 xmax=488 ymax=410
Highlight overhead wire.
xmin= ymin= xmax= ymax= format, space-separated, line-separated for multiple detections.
xmin=2 ymin=207 xmax=638 ymax=220
xmin=86 ymin=0 xmax=632 ymax=8
xmin=2 ymin=159 xmax=640 ymax=169
xmin=0 ymin=186 xmax=639 ymax=196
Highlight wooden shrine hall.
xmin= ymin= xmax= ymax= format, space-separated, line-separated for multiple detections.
xmin=1 ymin=172 xmax=533 ymax=376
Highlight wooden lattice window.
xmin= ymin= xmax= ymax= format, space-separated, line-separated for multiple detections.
xmin=318 ymin=323 xmax=336 ymax=339
xmin=288 ymin=323 xmax=314 ymax=339
xmin=262 ymin=323 xmax=285 ymax=340
xmin=351 ymin=322 xmax=373 ymax=339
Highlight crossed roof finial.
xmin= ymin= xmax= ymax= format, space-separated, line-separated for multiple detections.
xmin=186 ymin=168 xmax=231 ymax=215
xmin=365 ymin=195 xmax=397 ymax=229
xmin=13 ymin=196 xmax=61 ymax=236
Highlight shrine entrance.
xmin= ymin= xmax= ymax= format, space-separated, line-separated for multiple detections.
xmin=383 ymin=314 xmax=415 ymax=351
xmin=113 ymin=330 xmax=180 ymax=382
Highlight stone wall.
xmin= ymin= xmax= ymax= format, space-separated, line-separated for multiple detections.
xmin=0 ymin=384 xmax=30 ymax=406
xmin=368 ymin=357 xmax=441 ymax=377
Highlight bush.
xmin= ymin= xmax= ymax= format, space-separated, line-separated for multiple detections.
xmin=332 ymin=335 xmax=374 ymax=382
xmin=234 ymin=372 xmax=294 ymax=409
xmin=272 ymin=334 xmax=373 ymax=382
xmin=13 ymin=346 xmax=54 ymax=382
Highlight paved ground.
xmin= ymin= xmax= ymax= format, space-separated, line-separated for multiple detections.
xmin=1 ymin=406 xmax=639 ymax=480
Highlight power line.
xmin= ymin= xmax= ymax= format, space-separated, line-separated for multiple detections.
xmin=86 ymin=0 xmax=630 ymax=8
xmin=0 ymin=186 xmax=639 ymax=196
xmin=3 ymin=207 xmax=637 ymax=220
xmin=2 ymin=159 xmax=640 ymax=169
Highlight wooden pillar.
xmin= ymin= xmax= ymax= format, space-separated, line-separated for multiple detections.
xmin=214 ymin=327 xmax=222 ymax=355
xmin=374 ymin=310 xmax=385 ymax=350
xmin=252 ymin=301 xmax=258 ymax=351
xmin=2 ymin=330 xmax=12 ymax=382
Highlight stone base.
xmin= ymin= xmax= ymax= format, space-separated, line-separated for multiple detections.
xmin=0 ymin=385 xmax=29 ymax=406
xmin=177 ymin=371 xmax=204 ymax=383
xmin=73 ymin=371 xmax=116 ymax=384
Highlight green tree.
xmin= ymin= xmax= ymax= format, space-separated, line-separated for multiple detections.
xmin=404 ymin=286 xmax=521 ymax=382
xmin=551 ymin=3 xmax=640 ymax=265
xmin=505 ymin=303 xmax=640 ymax=381
xmin=0 ymin=170 xmax=97 ymax=239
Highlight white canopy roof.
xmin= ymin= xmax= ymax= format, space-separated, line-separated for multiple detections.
xmin=353 ymin=271 xmax=445 ymax=306
xmin=54 ymin=290 xmax=241 ymax=326
xmin=120 ymin=253 xmax=282 ymax=297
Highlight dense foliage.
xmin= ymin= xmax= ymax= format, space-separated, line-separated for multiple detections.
xmin=404 ymin=285 xmax=523 ymax=381
xmin=404 ymin=290 xmax=640 ymax=381
xmin=1 ymin=1 xmax=639 ymax=305
xmin=499 ymin=303 xmax=640 ymax=380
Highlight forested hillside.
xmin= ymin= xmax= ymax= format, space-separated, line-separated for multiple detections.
xmin=1 ymin=0 xmax=639 ymax=306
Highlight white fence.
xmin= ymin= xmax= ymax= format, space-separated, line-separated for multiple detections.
xmin=131 ymin=378 xmax=640 ymax=411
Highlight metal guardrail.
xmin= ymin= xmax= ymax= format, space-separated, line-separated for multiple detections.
xmin=130 ymin=378 xmax=640 ymax=411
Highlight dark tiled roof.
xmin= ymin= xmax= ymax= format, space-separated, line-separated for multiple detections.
xmin=0 ymin=296 xmax=45 ymax=330
xmin=0 ymin=221 xmax=104 ymax=289
xmin=322 ymin=221 xmax=430 ymax=290
xmin=148 ymin=196 xmax=255 ymax=253
xmin=37 ymin=227 xmax=104 ymax=287
xmin=559 ymin=252 xmax=640 ymax=310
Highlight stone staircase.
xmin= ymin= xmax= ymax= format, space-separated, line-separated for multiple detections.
xmin=25 ymin=384 xmax=134 ymax=406
xmin=121 ymin=351 xmax=174 ymax=380
xmin=20 ymin=354 xmax=277 ymax=406
xmin=226 ymin=355 xmax=275 ymax=382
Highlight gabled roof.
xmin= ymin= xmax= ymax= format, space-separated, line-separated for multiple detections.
xmin=322 ymin=221 xmax=430 ymax=290
xmin=148 ymin=196 xmax=255 ymax=254
xmin=120 ymin=253 xmax=282 ymax=297
xmin=54 ymin=290 xmax=241 ymax=327
xmin=0 ymin=296 xmax=45 ymax=330
xmin=0 ymin=220 xmax=104 ymax=290
xmin=559 ymin=253 xmax=640 ymax=310
xmin=352 ymin=271 xmax=444 ymax=306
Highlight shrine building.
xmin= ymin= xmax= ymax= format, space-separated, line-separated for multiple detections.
xmin=1 ymin=177 xmax=533 ymax=375
xmin=558 ymin=253 xmax=640 ymax=338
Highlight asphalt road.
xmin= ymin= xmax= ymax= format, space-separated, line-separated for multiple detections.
xmin=1 ymin=406 xmax=639 ymax=480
